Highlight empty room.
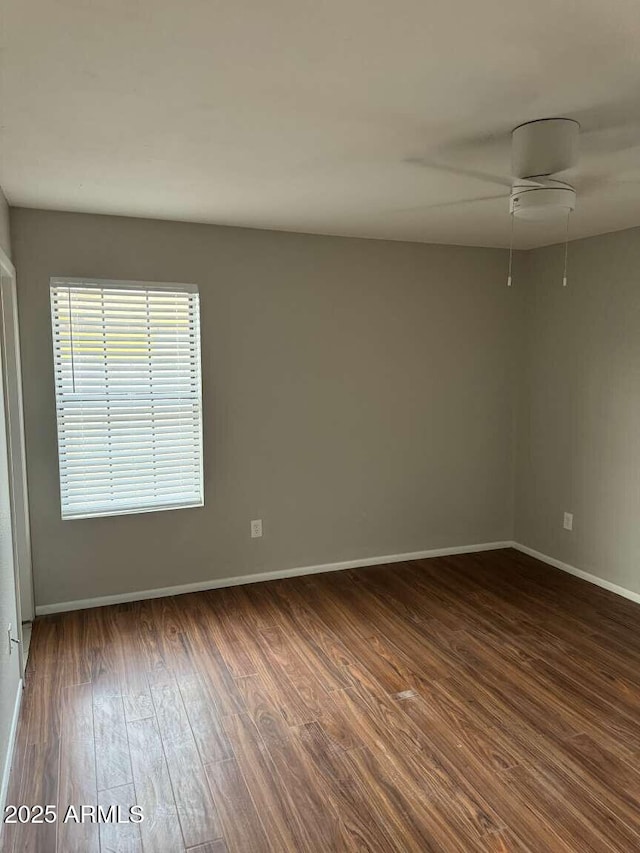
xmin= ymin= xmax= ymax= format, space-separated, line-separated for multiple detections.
xmin=1 ymin=0 xmax=640 ymax=851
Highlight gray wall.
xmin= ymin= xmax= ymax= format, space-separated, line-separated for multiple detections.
xmin=0 ymin=189 xmax=11 ymax=260
xmin=11 ymin=208 xmax=518 ymax=608
xmin=516 ymin=227 xmax=640 ymax=595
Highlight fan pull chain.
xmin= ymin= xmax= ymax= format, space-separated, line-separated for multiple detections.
xmin=562 ymin=209 xmax=571 ymax=287
xmin=506 ymin=212 xmax=515 ymax=287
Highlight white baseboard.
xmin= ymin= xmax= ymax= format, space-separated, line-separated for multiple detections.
xmin=512 ymin=542 xmax=640 ymax=606
xmin=35 ymin=540 xmax=512 ymax=615
xmin=0 ymin=677 xmax=23 ymax=820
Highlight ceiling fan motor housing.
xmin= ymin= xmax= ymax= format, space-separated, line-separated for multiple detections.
xmin=510 ymin=179 xmax=576 ymax=220
xmin=511 ymin=118 xmax=579 ymax=179
xmin=510 ymin=119 xmax=579 ymax=219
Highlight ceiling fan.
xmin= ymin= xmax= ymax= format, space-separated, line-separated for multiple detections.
xmin=408 ymin=118 xmax=590 ymax=220
xmin=405 ymin=114 xmax=640 ymax=215
xmin=406 ymin=116 xmax=640 ymax=285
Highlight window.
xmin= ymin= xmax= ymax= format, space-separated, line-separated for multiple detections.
xmin=50 ymin=278 xmax=203 ymax=519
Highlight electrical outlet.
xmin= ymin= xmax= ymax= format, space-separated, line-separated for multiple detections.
xmin=563 ymin=512 xmax=573 ymax=531
xmin=251 ymin=519 xmax=263 ymax=538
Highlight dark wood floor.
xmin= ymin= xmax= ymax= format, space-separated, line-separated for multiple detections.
xmin=4 ymin=548 xmax=640 ymax=852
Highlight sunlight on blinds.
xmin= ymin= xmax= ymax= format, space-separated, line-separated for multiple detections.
xmin=50 ymin=279 xmax=203 ymax=519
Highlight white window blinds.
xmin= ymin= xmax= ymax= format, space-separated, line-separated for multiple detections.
xmin=50 ymin=279 xmax=203 ymax=519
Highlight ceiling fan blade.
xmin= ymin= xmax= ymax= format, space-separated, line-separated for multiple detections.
xmin=580 ymin=124 xmax=640 ymax=156
xmin=405 ymin=157 xmax=513 ymax=188
xmin=389 ymin=193 xmax=506 ymax=215
xmin=577 ymin=173 xmax=640 ymax=196
xmin=575 ymin=174 xmax=609 ymax=195
xmin=567 ymin=98 xmax=640 ymax=156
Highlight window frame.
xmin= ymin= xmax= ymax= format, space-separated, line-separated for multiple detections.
xmin=50 ymin=277 xmax=205 ymax=520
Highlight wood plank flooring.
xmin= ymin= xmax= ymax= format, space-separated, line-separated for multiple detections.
xmin=4 ymin=547 xmax=640 ymax=852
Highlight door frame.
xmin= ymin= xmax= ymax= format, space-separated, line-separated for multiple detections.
xmin=0 ymin=246 xmax=34 ymax=631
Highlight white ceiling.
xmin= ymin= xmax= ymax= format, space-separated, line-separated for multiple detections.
xmin=3 ymin=0 xmax=640 ymax=249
